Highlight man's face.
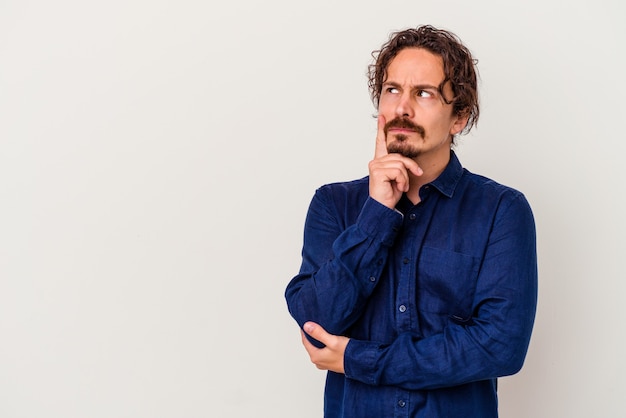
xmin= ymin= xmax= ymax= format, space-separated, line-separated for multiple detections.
xmin=378 ymin=47 xmax=467 ymax=160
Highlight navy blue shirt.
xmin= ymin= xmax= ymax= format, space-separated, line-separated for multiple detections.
xmin=285 ymin=151 xmax=538 ymax=418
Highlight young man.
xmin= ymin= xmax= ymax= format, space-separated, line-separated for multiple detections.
xmin=285 ymin=25 xmax=537 ymax=418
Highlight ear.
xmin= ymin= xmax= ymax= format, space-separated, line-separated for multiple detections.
xmin=450 ymin=111 xmax=469 ymax=136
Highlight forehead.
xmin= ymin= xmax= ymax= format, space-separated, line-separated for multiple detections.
xmin=385 ymin=47 xmax=445 ymax=85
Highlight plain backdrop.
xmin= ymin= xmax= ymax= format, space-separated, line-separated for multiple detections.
xmin=1 ymin=0 xmax=625 ymax=417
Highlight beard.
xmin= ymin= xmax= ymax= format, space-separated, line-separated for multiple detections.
xmin=387 ymin=136 xmax=420 ymax=158
xmin=384 ymin=117 xmax=426 ymax=159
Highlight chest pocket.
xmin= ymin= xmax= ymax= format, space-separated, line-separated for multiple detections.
xmin=417 ymin=246 xmax=480 ymax=321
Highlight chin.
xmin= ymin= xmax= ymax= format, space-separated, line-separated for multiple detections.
xmin=387 ymin=142 xmax=420 ymax=159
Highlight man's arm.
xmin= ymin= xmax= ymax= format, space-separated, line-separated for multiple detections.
xmin=302 ymin=192 xmax=538 ymax=389
xmin=285 ymin=116 xmax=420 ymax=340
xmin=285 ymin=191 xmax=402 ymax=340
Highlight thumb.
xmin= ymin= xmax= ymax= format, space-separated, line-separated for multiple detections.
xmin=303 ymin=321 xmax=330 ymax=344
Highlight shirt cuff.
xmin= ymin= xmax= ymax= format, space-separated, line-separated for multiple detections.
xmin=356 ymin=197 xmax=403 ymax=247
xmin=344 ymin=338 xmax=382 ymax=386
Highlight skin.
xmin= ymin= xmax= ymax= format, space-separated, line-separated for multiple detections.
xmin=301 ymin=47 xmax=470 ymax=373
xmin=372 ymin=47 xmax=469 ymax=206
xmin=301 ymin=322 xmax=348 ymax=373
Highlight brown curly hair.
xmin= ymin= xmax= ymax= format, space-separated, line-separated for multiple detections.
xmin=368 ymin=25 xmax=479 ymax=136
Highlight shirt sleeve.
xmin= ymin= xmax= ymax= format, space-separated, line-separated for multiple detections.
xmin=343 ymin=192 xmax=538 ymax=390
xmin=285 ymin=187 xmax=403 ymax=343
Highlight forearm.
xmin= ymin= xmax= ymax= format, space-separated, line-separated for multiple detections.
xmin=345 ymin=193 xmax=538 ymax=389
xmin=345 ymin=300 xmax=536 ymax=390
xmin=285 ymin=194 xmax=402 ymax=336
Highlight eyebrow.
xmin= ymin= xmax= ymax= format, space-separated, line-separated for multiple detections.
xmin=383 ymin=81 xmax=440 ymax=91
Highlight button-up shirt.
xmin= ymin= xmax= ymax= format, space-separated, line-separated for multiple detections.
xmin=285 ymin=151 xmax=538 ymax=418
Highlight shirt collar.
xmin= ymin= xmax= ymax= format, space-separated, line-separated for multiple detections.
xmin=428 ymin=150 xmax=463 ymax=198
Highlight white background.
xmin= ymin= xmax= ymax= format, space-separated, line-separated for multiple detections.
xmin=1 ymin=0 xmax=625 ymax=417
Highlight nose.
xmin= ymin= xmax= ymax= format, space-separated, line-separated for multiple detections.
xmin=395 ymin=92 xmax=414 ymax=119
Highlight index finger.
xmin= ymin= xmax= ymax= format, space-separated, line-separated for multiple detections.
xmin=374 ymin=114 xmax=388 ymax=159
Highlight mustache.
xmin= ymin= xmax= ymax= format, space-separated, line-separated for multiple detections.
xmin=384 ymin=117 xmax=426 ymax=138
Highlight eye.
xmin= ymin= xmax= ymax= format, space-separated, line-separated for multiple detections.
xmin=417 ymin=89 xmax=434 ymax=98
xmin=386 ymin=87 xmax=399 ymax=94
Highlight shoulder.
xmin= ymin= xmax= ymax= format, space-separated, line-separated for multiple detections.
xmin=316 ymin=176 xmax=369 ymax=193
xmin=313 ymin=176 xmax=370 ymax=203
xmin=461 ymin=169 xmax=527 ymax=201
xmin=308 ymin=177 xmax=370 ymax=220
xmin=460 ymin=169 xmax=534 ymax=220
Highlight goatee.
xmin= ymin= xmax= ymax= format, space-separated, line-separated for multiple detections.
xmin=387 ymin=137 xmax=420 ymax=158
xmin=384 ymin=117 xmax=426 ymax=159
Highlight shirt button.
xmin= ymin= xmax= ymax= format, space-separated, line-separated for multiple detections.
xmin=409 ymin=213 xmax=416 ymax=220
xmin=369 ymin=276 xmax=376 ymax=282
xmin=399 ymin=305 xmax=406 ymax=313
xmin=403 ymin=258 xmax=409 ymax=264
xmin=398 ymin=400 xmax=406 ymax=407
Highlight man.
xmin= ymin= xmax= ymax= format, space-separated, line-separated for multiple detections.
xmin=285 ymin=25 xmax=537 ymax=418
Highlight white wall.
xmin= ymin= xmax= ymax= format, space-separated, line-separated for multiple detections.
xmin=1 ymin=0 xmax=624 ymax=417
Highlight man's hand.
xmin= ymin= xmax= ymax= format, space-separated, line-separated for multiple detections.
xmin=301 ymin=322 xmax=349 ymax=374
xmin=368 ymin=115 xmax=423 ymax=208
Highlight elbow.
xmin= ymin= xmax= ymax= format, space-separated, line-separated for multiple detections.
xmin=492 ymin=340 xmax=531 ymax=377
xmin=499 ymin=353 xmax=526 ymax=377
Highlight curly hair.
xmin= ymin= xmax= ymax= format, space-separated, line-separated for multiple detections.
xmin=368 ymin=25 xmax=479 ymax=136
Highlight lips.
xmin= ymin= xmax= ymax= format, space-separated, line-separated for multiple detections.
xmin=388 ymin=127 xmax=416 ymax=133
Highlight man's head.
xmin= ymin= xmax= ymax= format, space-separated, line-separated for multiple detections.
xmin=368 ymin=25 xmax=479 ymax=147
